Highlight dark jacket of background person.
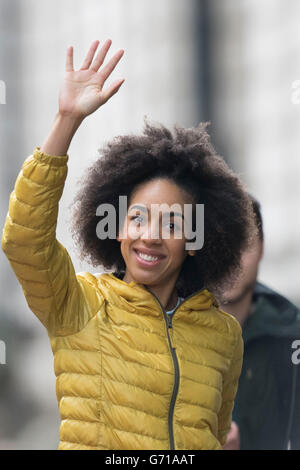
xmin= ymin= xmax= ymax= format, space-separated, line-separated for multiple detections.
xmin=232 ymin=282 xmax=300 ymax=450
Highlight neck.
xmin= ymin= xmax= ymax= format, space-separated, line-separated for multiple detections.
xmin=220 ymin=289 xmax=254 ymax=327
xmin=122 ymin=270 xmax=179 ymax=311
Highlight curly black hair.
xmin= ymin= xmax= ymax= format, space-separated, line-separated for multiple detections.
xmin=248 ymin=193 xmax=264 ymax=241
xmin=70 ymin=119 xmax=257 ymax=298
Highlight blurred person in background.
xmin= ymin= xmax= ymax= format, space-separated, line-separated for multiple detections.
xmin=221 ymin=195 xmax=300 ymax=450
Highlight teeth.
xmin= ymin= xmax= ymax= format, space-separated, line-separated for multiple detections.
xmin=137 ymin=251 xmax=159 ymax=261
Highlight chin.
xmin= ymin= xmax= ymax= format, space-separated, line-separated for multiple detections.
xmin=132 ymin=266 xmax=171 ymax=287
xmin=132 ymin=270 xmax=161 ymax=284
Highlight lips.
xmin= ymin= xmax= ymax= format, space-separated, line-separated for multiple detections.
xmin=133 ymin=248 xmax=166 ymax=259
xmin=133 ymin=249 xmax=166 ymax=268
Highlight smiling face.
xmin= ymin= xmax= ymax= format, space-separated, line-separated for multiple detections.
xmin=116 ymin=178 xmax=195 ymax=289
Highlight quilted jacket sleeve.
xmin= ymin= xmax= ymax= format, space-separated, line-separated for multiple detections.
xmin=1 ymin=147 xmax=103 ymax=337
xmin=218 ymin=322 xmax=244 ymax=447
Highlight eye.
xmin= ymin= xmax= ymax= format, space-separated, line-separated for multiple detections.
xmin=163 ymin=221 xmax=181 ymax=232
xmin=130 ymin=215 xmax=145 ymax=225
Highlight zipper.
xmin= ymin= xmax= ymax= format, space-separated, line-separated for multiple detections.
xmin=144 ymin=285 xmax=208 ymax=450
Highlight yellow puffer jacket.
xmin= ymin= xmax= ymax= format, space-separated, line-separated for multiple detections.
xmin=1 ymin=147 xmax=243 ymax=450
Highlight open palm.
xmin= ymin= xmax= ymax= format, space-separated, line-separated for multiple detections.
xmin=59 ymin=39 xmax=124 ymax=118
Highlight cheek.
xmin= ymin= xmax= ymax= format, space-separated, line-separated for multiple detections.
xmin=120 ymin=217 xmax=144 ymax=242
xmin=167 ymin=240 xmax=187 ymax=261
xmin=118 ymin=226 xmax=136 ymax=258
xmin=241 ymin=253 xmax=260 ymax=278
xmin=118 ymin=219 xmax=135 ymax=243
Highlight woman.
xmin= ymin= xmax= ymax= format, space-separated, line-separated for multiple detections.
xmin=2 ymin=39 xmax=255 ymax=450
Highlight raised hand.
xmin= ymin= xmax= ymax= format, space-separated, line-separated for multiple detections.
xmin=59 ymin=39 xmax=125 ymax=119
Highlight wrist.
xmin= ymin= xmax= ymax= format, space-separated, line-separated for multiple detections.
xmin=55 ymin=111 xmax=84 ymax=129
xmin=40 ymin=112 xmax=84 ymax=156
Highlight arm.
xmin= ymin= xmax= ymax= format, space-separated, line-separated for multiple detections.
xmin=218 ymin=325 xmax=244 ymax=447
xmin=1 ymin=39 xmax=125 ymax=337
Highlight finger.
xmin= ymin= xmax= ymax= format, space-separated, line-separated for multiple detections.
xmin=66 ymin=45 xmax=74 ymax=72
xmin=98 ymin=50 xmax=124 ymax=85
xmin=101 ymin=78 xmax=125 ymax=104
xmin=90 ymin=39 xmax=112 ymax=72
xmin=80 ymin=40 xmax=100 ymax=70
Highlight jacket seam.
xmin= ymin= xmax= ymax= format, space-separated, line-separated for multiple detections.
xmin=59 ymin=390 xmax=170 ymax=424
xmin=176 ymin=335 xmax=236 ymax=352
xmin=99 ymin=398 xmax=168 ymax=420
xmin=20 ymin=170 xmax=66 ymax=189
xmin=100 ymin=421 xmax=169 ymax=442
xmin=101 ymin=375 xmax=171 ymax=397
xmin=180 ymin=351 xmax=233 ymax=366
xmin=2 ymin=239 xmax=52 ymax=252
xmin=32 ymin=149 xmax=68 ymax=166
xmin=178 ymin=375 xmax=221 ymax=391
xmin=59 ymin=440 xmax=110 ymax=450
xmin=12 ymin=189 xmax=59 ymax=210
xmin=104 ymin=319 xmax=169 ymax=341
xmin=50 ymin=304 xmax=104 ymax=340
xmin=51 ymin=347 xmax=101 ymax=353
xmin=178 ymin=389 xmax=222 ymax=408
xmin=56 ymin=371 xmax=101 ymax=376
xmin=111 ymin=316 xmax=238 ymax=345
xmin=57 ymin=372 xmax=220 ymax=397
xmin=60 ymin=414 xmax=100 ymax=424
xmin=102 ymin=350 xmax=174 ymax=376
xmin=6 ymin=214 xmax=48 ymax=232
xmin=178 ymin=421 xmax=217 ymax=433
xmin=180 ymin=356 xmax=231 ymax=370
xmin=58 ymin=395 xmax=99 ymax=401
xmin=103 ymin=322 xmax=236 ymax=357
xmin=103 ymin=340 xmax=171 ymax=357
xmin=216 ymin=331 xmax=241 ymax=442
xmin=62 ymin=417 xmax=169 ymax=442
xmin=97 ymin=314 xmax=103 ymax=449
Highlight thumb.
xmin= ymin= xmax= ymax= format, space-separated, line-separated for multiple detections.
xmin=101 ymin=78 xmax=125 ymax=104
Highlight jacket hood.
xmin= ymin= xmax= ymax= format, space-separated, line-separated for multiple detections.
xmin=96 ymin=272 xmax=218 ymax=319
xmin=243 ymin=281 xmax=300 ymax=343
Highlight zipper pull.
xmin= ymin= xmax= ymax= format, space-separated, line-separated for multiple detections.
xmin=166 ymin=314 xmax=176 ymax=349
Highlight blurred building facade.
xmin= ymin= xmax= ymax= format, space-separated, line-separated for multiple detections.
xmin=203 ymin=0 xmax=300 ymax=305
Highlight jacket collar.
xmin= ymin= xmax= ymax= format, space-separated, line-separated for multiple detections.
xmin=97 ymin=272 xmax=217 ymax=319
xmin=243 ymin=281 xmax=300 ymax=343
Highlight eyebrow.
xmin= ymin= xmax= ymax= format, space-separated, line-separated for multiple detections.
xmin=129 ymin=204 xmax=184 ymax=220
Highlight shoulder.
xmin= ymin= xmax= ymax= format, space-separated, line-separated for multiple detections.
xmin=254 ymin=281 xmax=299 ymax=313
xmin=76 ymin=271 xmax=102 ymax=285
xmin=212 ymin=299 xmax=242 ymax=337
xmin=209 ymin=301 xmax=243 ymax=358
xmin=75 ymin=271 xmax=105 ymax=305
xmin=253 ymin=282 xmax=300 ymax=335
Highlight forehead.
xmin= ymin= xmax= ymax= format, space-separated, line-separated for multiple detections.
xmin=129 ymin=178 xmax=193 ymax=207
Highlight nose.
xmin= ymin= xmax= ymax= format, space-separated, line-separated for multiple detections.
xmin=140 ymin=220 xmax=162 ymax=243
